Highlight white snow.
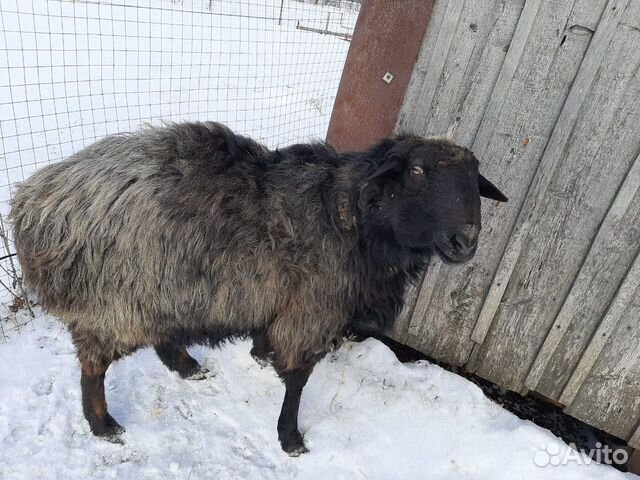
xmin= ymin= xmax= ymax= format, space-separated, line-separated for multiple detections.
xmin=0 ymin=315 xmax=633 ymax=479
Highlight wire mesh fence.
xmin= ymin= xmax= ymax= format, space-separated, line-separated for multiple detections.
xmin=0 ymin=0 xmax=360 ymax=340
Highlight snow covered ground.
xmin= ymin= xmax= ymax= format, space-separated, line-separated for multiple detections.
xmin=0 ymin=315 xmax=632 ymax=479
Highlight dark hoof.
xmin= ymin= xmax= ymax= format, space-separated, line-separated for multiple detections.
xmin=285 ymin=444 xmax=309 ymax=457
xmin=103 ymin=433 xmax=125 ymax=445
xmin=91 ymin=413 xmax=125 ymax=442
xmin=250 ymin=345 xmax=274 ymax=368
xmin=173 ymin=357 xmax=207 ymax=379
xmin=251 ymin=352 xmax=271 ymax=368
xmin=280 ymin=431 xmax=308 ymax=456
xmin=344 ymin=319 xmax=384 ymax=339
xmin=184 ymin=366 xmax=211 ymax=381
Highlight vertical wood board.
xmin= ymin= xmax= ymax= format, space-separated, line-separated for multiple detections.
xmin=398 ymin=0 xmax=525 ymax=146
xmin=473 ymin=0 xmax=640 ymax=393
xmin=397 ymin=0 xmax=609 ymax=367
xmin=563 ymin=251 xmax=640 ymax=441
xmin=526 ymin=149 xmax=640 ymax=399
xmin=393 ymin=0 xmax=525 ymax=350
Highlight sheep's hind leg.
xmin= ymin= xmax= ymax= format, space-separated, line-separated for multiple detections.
xmin=79 ymin=354 xmax=124 ymax=441
xmin=154 ymin=341 xmax=209 ymax=380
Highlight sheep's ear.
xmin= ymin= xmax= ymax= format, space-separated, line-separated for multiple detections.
xmin=479 ymin=174 xmax=508 ymax=202
xmin=364 ymin=155 xmax=404 ymax=183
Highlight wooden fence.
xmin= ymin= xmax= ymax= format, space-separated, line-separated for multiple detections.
xmin=388 ymin=0 xmax=640 ymax=447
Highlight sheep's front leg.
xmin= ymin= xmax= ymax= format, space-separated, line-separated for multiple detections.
xmin=276 ymin=366 xmax=313 ymax=456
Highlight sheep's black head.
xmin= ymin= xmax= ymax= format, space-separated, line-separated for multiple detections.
xmin=359 ymin=137 xmax=507 ymax=263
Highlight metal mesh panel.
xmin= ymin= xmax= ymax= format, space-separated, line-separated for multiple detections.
xmin=0 ymin=0 xmax=359 ymax=339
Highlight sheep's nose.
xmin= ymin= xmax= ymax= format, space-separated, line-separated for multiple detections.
xmin=450 ymin=224 xmax=479 ymax=256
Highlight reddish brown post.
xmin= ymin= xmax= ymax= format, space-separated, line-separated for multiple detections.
xmin=326 ymin=0 xmax=435 ymax=152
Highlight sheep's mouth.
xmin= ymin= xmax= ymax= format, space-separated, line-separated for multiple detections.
xmin=434 ymin=238 xmax=477 ymax=264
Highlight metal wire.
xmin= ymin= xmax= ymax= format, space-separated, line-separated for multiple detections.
xmin=0 ymin=0 xmax=360 ymax=339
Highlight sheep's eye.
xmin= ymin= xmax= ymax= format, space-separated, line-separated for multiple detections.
xmin=410 ymin=165 xmax=424 ymax=176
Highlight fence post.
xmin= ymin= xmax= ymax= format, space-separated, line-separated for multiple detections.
xmin=326 ymin=0 xmax=435 ymax=152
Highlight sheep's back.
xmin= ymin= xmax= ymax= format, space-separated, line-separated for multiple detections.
xmin=10 ymin=123 xmax=352 ymax=355
xmin=10 ymin=125 xmax=272 ymax=337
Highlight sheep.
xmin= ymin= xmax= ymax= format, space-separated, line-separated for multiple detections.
xmin=10 ymin=122 xmax=507 ymax=455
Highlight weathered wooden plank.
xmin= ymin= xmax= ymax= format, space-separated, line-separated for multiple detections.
xmin=560 ymin=250 xmax=640 ymax=407
xmin=392 ymin=0 xmax=449 ymax=343
xmin=392 ymin=259 xmax=439 ymax=344
xmin=391 ymin=274 xmax=424 ymax=344
xmin=471 ymin=0 xmax=542 ymax=158
xmin=630 ymin=424 xmax=640 ymax=450
xmin=406 ymin=260 xmax=442 ymax=340
xmin=397 ymin=0 xmax=526 ymax=146
xmin=562 ymin=251 xmax=640 ymax=441
xmin=472 ymin=0 xmax=640 ymax=393
xmin=396 ymin=0 xmax=448 ymax=131
xmin=471 ymin=0 xmax=620 ymax=349
xmin=397 ymin=0 xmax=608 ymax=366
xmin=525 ymin=151 xmax=640 ymax=399
xmin=397 ymin=0 xmax=465 ymax=135
xmin=393 ymin=0 xmax=524 ymax=346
